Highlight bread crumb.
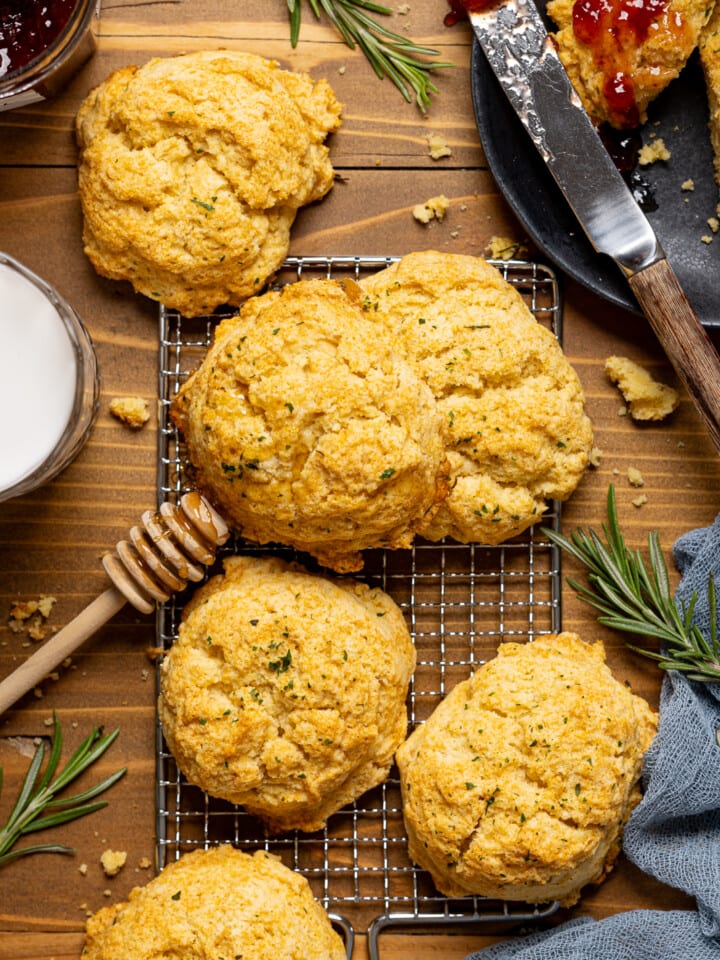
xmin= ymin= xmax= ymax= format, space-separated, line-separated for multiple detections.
xmin=138 ymin=856 xmax=152 ymax=869
xmin=632 ymin=494 xmax=648 ymax=507
xmin=605 ymin=355 xmax=679 ymax=421
xmin=27 ymin=617 xmax=47 ymax=642
xmin=397 ymin=2 xmax=411 ymax=12
xmin=109 ymin=396 xmax=150 ymax=430
xmin=413 ymin=195 xmax=449 ymax=223
xmin=485 ymin=235 xmax=527 ymax=260
xmin=638 ymin=138 xmax=670 ymax=164
xmin=337 ymin=65 xmax=346 ymax=75
xmin=702 ymin=234 xmax=714 ymax=244
xmin=103 ymin=889 xmax=112 ymax=897
xmin=43 ymin=716 xmax=54 ymax=727
xmin=37 ymin=596 xmax=56 ymax=618
xmin=426 ymin=133 xmax=452 ymax=160
xmin=681 ymin=178 xmax=695 ymax=191
xmin=627 ymin=467 xmax=644 ymax=487
xmin=100 ymin=849 xmax=127 ymax=877
xmin=79 ymin=863 xmax=88 ymax=876
xmin=618 ymin=405 xmax=628 ymax=417
xmin=8 ymin=596 xmax=56 ymax=641
xmin=588 ymin=446 xmax=602 ymax=467
xmin=708 ymin=217 xmax=720 ymax=233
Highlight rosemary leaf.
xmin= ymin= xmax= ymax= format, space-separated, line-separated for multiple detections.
xmin=0 ymin=713 xmax=126 ymax=868
xmin=541 ymin=484 xmax=720 ymax=682
xmin=286 ymin=0 xmax=452 ymax=111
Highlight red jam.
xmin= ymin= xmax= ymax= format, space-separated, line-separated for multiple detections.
xmin=0 ymin=0 xmax=77 ymax=78
xmin=445 ymin=0 xmax=499 ymax=27
xmin=571 ymin=0 xmax=675 ymax=128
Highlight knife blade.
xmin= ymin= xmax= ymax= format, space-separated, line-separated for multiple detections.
xmin=468 ymin=0 xmax=720 ymax=454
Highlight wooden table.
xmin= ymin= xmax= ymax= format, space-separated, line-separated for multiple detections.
xmin=1 ymin=2 xmax=718 ymax=957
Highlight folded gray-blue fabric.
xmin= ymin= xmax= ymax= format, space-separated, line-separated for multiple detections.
xmin=465 ymin=513 xmax=720 ymax=960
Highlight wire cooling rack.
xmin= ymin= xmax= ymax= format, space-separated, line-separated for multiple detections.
xmin=155 ymin=256 xmax=563 ymax=957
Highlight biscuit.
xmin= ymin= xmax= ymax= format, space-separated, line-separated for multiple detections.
xmin=395 ymin=633 xmax=657 ymax=905
xmin=159 ymin=555 xmax=416 ymax=833
xmin=170 ymin=277 xmax=448 ymax=572
xmin=76 ymin=51 xmax=341 ymax=317
xmin=359 ymin=251 xmax=593 ymax=545
xmin=548 ymin=0 xmax=714 ymax=128
xmin=82 ymin=846 xmax=346 ymax=960
xmin=700 ymin=2 xmax=720 ymax=187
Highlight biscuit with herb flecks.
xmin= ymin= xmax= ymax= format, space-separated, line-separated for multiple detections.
xmin=359 ymin=251 xmax=593 ymax=545
xmin=76 ymin=50 xmax=341 ymax=317
xmin=159 ymin=554 xmax=416 ymax=833
xmin=170 ymin=277 xmax=448 ymax=572
xmin=396 ymin=632 xmax=657 ymax=905
xmin=547 ymin=0 xmax=714 ymax=128
xmin=83 ymin=846 xmax=346 ymax=959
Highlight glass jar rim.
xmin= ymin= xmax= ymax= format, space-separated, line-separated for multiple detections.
xmin=0 ymin=0 xmax=98 ymax=98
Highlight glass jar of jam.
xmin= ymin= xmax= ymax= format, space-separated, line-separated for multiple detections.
xmin=0 ymin=0 xmax=100 ymax=113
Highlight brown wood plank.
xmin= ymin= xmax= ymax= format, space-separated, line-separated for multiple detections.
xmin=0 ymin=0 xmax=717 ymax=956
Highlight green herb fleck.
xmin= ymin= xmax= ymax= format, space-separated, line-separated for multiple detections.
xmin=190 ymin=197 xmax=215 ymax=212
xmin=268 ymin=650 xmax=293 ymax=674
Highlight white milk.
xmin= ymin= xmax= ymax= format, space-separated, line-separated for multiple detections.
xmin=0 ymin=260 xmax=81 ymax=493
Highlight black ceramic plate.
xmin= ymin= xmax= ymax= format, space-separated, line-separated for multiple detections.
xmin=471 ymin=39 xmax=719 ymax=327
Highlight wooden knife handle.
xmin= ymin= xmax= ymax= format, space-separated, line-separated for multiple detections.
xmin=629 ymin=258 xmax=720 ymax=455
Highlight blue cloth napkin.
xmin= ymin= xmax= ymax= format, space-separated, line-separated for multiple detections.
xmin=465 ymin=513 xmax=720 ymax=960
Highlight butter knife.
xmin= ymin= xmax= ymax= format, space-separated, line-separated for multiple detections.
xmin=468 ymin=0 xmax=720 ymax=453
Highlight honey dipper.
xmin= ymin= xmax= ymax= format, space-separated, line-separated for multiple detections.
xmin=0 ymin=492 xmax=230 ymax=715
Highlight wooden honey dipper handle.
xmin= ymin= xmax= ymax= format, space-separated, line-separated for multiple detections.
xmin=0 ymin=493 xmax=230 ymax=715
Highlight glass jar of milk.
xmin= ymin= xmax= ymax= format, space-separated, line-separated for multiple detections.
xmin=0 ymin=252 xmax=100 ymax=502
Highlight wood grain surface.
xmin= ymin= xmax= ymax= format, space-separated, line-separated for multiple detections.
xmin=0 ymin=1 xmax=718 ymax=957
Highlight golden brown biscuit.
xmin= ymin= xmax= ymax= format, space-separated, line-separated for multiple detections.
xmin=159 ymin=555 xmax=416 ymax=833
xmin=700 ymin=2 xmax=720 ymax=186
xmin=82 ymin=846 xmax=346 ymax=960
xmin=76 ymin=51 xmax=341 ymax=317
xmin=359 ymin=251 xmax=593 ymax=545
xmin=395 ymin=633 xmax=657 ymax=905
xmin=170 ymin=277 xmax=448 ymax=572
xmin=548 ymin=0 xmax=714 ymax=128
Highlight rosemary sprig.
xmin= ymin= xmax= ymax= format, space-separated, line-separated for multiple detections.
xmin=541 ymin=485 xmax=720 ymax=682
xmin=0 ymin=713 xmax=126 ymax=867
xmin=286 ymin=0 xmax=452 ymax=111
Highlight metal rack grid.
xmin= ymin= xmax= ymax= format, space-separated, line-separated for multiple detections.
xmin=155 ymin=256 xmax=563 ymax=955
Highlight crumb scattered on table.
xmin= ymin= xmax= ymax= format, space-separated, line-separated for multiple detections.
xmin=426 ymin=133 xmax=452 ymax=160
xmin=632 ymin=494 xmax=648 ymax=508
xmin=100 ymin=849 xmax=127 ymax=877
xmin=7 ymin=596 xmax=56 ymax=642
xmin=627 ymin=467 xmax=644 ymax=487
xmin=681 ymin=178 xmax=695 ymax=191
xmin=412 ymin=195 xmax=449 ymax=223
xmin=605 ymin=355 xmax=679 ymax=421
xmin=109 ymin=396 xmax=150 ymax=430
xmin=485 ymin=235 xmax=527 ymax=260
xmin=588 ymin=446 xmax=602 ymax=467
